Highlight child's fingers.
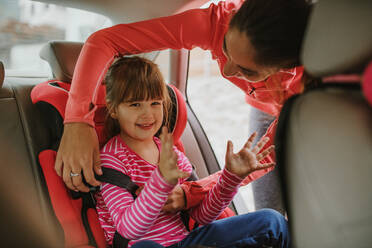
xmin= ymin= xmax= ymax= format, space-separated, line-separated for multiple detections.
xmin=178 ymin=170 xmax=191 ymax=180
xmin=256 ymin=145 xmax=275 ymax=161
xmin=244 ymin=132 xmax=257 ymax=150
xmin=255 ymin=162 xmax=275 ymax=171
xmin=251 ymin=136 xmax=270 ymax=154
xmin=225 ymin=140 xmax=234 ymax=161
xmin=160 ymin=127 xmax=174 ymax=152
xmin=159 ymin=126 xmax=166 ymax=142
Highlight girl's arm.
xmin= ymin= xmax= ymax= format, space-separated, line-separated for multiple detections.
xmin=180 ymin=120 xmax=277 ymax=210
xmin=100 ymin=153 xmax=175 ymax=240
xmin=188 ymin=168 xmax=243 ymax=225
xmin=189 ymin=133 xmax=275 ymax=224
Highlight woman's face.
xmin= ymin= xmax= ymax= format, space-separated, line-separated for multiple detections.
xmin=222 ymin=28 xmax=279 ymax=83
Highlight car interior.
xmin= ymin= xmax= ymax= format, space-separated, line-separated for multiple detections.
xmin=0 ymin=0 xmax=371 ymax=247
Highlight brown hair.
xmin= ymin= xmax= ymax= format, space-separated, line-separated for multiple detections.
xmin=104 ymin=56 xmax=171 ymax=141
xmin=229 ymin=0 xmax=313 ymax=69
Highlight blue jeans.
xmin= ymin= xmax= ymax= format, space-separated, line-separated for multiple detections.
xmin=131 ymin=209 xmax=289 ymax=248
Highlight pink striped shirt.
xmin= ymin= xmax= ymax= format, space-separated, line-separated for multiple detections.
xmin=95 ymin=135 xmax=244 ymax=247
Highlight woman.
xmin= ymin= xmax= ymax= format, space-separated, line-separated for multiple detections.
xmin=56 ymin=0 xmax=311 ymax=213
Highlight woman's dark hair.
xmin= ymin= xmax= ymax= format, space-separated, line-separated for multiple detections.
xmin=229 ymin=0 xmax=313 ymax=69
xmin=104 ymin=56 xmax=171 ymax=142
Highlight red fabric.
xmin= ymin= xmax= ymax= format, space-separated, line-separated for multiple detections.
xmin=169 ymin=85 xmax=187 ymax=152
xmin=32 ymin=80 xmax=189 ymax=246
xmin=87 ymin=208 xmax=107 ymax=248
xmin=38 ymin=150 xmax=93 ymax=247
xmin=363 ymin=61 xmax=372 ymax=106
xmin=31 ymin=80 xmax=70 ymax=118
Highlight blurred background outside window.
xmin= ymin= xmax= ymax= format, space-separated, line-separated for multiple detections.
xmin=0 ymin=0 xmax=112 ymax=76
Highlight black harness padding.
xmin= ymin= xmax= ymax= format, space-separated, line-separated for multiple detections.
xmin=96 ymin=167 xmax=139 ymax=199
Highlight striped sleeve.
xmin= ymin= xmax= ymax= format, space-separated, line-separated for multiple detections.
xmin=189 ymin=168 xmax=243 ymax=225
xmin=100 ymin=163 xmax=175 ymax=240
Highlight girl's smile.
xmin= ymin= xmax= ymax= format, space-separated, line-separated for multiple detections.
xmin=136 ymin=122 xmax=156 ymax=130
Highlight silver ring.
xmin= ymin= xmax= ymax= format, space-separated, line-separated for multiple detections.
xmin=70 ymin=172 xmax=80 ymax=177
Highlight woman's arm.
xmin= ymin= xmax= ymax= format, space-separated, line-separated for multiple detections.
xmin=66 ymin=6 xmax=221 ymax=125
xmin=57 ymin=4 xmax=226 ymax=191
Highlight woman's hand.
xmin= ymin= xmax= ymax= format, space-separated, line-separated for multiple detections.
xmin=55 ymin=123 xmax=102 ymax=192
xmin=159 ymin=127 xmax=190 ymax=185
xmin=225 ymin=132 xmax=275 ymax=179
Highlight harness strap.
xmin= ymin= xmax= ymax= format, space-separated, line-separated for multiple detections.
xmin=96 ymin=167 xmax=139 ymax=199
xmin=81 ymin=193 xmax=98 ymax=247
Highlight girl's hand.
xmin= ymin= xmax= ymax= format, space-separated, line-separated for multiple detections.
xmin=162 ymin=186 xmax=186 ymax=213
xmin=159 ymin=127 xmax=190 ymax=185
xmin=225 ymin=132 xmax=275 ymax=179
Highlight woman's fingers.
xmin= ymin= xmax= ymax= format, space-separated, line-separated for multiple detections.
xmin=62 ymin=164 xmax=77 ymax=191
xmin=93 ymin=147 xmax=103 ymax=176
xmin=56 ymin=123 xmax=101 ymax=192
xmin=55 ymin=152 xmax=63 ymax=177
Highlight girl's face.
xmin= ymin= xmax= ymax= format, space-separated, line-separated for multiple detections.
xmin=111 ymin=99 xmax=164 ymax=144
xmin=222 ymin=28 xmax=279 ymax=83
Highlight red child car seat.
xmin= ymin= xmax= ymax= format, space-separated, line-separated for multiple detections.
xmin=31 ymin=41 xmax=234 ymax=248
xmin=32 ymin=80 xmax=188 ymax=248
xmin=31 ymin=41 xmax=189 ymax=248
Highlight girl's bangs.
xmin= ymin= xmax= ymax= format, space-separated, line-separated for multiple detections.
xmin=124 ymin=76 xmax=166 ymax=102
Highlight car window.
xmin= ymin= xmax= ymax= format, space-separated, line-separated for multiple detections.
xmin=187 ymin=47 xmax=254 ymax=214
xmin=0 ymin=0 xmax=112 ymax=76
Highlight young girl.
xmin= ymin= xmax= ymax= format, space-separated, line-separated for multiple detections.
xmin=95 ymin=56 xmax=289 ymax=248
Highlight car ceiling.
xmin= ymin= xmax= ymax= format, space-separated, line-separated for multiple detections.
xmin=33 ymin=0 xmax=212 ymax=24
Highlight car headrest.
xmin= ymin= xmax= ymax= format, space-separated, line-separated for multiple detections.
xmin=40 ymin=41 xmax=83 ymax=83
xmin=31 ymin=81 xmax=187 ymax=149
xmin=0 ymin=61 xmax=4 ymax=88
xmin=302 ymin=0 xmax=372 ymax=77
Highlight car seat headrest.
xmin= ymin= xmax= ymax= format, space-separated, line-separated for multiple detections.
xmin=31 ymin=81 xmax=187 ymax=149
xmin=302 ymin=0 xmax=372 ymax=77
xmin=0 ymin=61 xmax=4 ymax=88
xmin=40 ymin=41 xmax=83 ymax=83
